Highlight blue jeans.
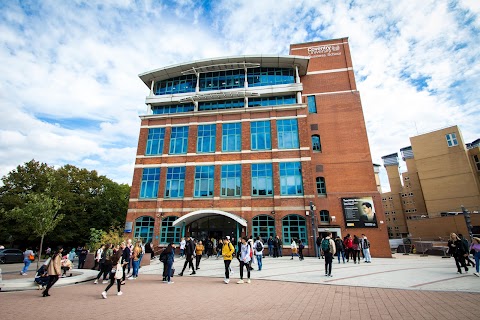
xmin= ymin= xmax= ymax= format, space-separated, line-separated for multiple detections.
xmin=337 ymin=251 xmax=345 ymax=263
xmin=256 ymin=255 xmax=263 ymax=270
xmin=166 ymin=261 xmax=173 ymax=282
xmin=279 ymin=246 xmax=282 ymax=257
xmin=474 ymin=251 xmax=480 ymax=273
xmin=22 ymin=258 xmax=31 ymax=274
xmin=132 ymin=260 xmax=140 ymax=277
xmin=268 ymin=245 xmax=273 ymax=256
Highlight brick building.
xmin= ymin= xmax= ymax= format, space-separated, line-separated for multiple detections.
xmin=125 ymin=38 xmax=391 ymax=258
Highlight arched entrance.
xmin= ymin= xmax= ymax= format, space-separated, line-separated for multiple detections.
xmin=171 ymin=209 xmax=247 ymax=242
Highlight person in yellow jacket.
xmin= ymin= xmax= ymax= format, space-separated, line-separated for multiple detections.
xmin=195 ymin=241 xmax=204 ymax=270
xmin=222 ymin=236 xmax=235 ymax=284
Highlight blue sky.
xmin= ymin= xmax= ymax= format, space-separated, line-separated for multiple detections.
xmin=0 ymin=0 xmax=479 ymax=191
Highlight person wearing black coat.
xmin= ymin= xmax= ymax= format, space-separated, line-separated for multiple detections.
xmin=121 ymin=244 xmax=130 ymax=284
xmin=179 ymin=236 xmax=195 ymax=276
xmin=448 ymin=233 xmax=468 ymax=274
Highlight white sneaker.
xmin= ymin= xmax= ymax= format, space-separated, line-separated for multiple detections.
xmin=101 ymin=291 xmax=107 ymax=299
xmin=168 ymin=281 xmax=174 ymax=284
xmin=128 ymin=276 xmax=135 ymax=280
xmin=474 ymin=272 xmax=479 ymax=277
xmin=246 ymin=279 xmax=251 ymax=284
xmin=93 ymin=279 xmax=98 ymax=284
xmin=102 ymin=280 xmax=108 ymax=284
xmin=237 ymin=279 xmax=244 ymax=284
xmin=224 ymin=278 xmax=230 ymax=284
xmin=117 ymin=291 xmax=123 ymax=296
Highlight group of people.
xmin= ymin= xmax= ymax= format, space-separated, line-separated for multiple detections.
xmin=447 ymin=233 xmax=480 ymax=276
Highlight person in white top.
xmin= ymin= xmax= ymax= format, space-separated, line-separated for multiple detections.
xmin=237 ymin=237 xmax=252 ymax=284
xmin=253 ymin=237 xmax=264 ymax=271
xmin=93 ymin=245 xmax=104 ymax=270
xmin=290 ymin=239 xmax=299 ymax=260
xmin=179 ymin=238 xmax=186 ymax=258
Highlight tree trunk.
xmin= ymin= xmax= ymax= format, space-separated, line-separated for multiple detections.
xmin=37 ymin=234 xmax=45 ymax=270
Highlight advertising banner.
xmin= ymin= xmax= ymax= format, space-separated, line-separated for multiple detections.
xmin=342 ymin=197 xmax=378 ymax=228
xmin=124 ymin=221 xmax=133 ymax=233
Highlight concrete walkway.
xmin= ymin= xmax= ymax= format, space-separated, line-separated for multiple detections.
xmin=1 ymin=253 xmax=479 ymax=292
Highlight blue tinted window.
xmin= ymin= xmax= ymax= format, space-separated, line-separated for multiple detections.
xmin=134 ymin=216 xmax=155 ymax=243
xmin=139 ymin=168 xmax=160 ymax=198
xmin=154 ymin=75 xmax=196 ymax=95
xmin=197 ymin=124 xmax=216 ymax=153
xmin=198 ymin=99 xmax=244 ymax=111
xmin=160 ymin=216 xmax=181 ymax=244
xmin=199 ymin=69 xmax=244 ymax=91
xmin=194 ymin=166 xmax=215 ymax=197
xmin=221 ymin=164 xmax=241 ymax=197
xmin=145 ymin=128 xmax=165 ymax=155
xmin=169 ymin=126 xmax=189 ymax=154
xmin=247 ymin=68 xmax=294 ymax=87
xmin=307 ymin=96 xmax=317 ymax=113
xmin=222 ymin=123 xmax=241 ymax=152
xmin=277 ymin=119 xmax=299 ymax=149
xmin=248 ymin=95 xmax=296 ymax=107
xmin=279 ymin=162 xmax=303 ymax=196
xmin=282 ymin=215 xmax=307 ymax=244
xmin=312 ymin=135 xmax=321 ymax=152
xmin=251 ymin=121 xmax=271 ymax=150
xmin=152 ymin=103 xmax=194 ymax=114
xmin=165 ymin=167 xmax=185 ymax=198
xmin=251 ymin=163 xmax=273 ymax=196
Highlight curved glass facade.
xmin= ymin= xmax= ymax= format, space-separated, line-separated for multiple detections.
xmin=154 ymin=75 xmax=196 ymax=95
xmin=153 ymin=67 xmax=295 ymax=96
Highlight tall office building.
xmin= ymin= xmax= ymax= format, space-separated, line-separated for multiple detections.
xmin=125 ymin=38 xmax=391 ymax=257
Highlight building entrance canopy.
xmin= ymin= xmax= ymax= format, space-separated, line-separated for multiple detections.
xmin=171 ymin=209 xmax=247 ymax=228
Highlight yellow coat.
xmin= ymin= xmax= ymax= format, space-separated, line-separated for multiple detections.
xmin=222 ymin=242 xmax=235 ymax=260
xmin=195 ymin=244 xmax=204 ymax=256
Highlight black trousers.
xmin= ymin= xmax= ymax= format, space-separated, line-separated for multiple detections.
xmin=455 ymin=255 xmax=468 ymax=272
xmin=224 ymin=260 xmax=231 ymax=279
xmin=239 ymin=261 xmax=251 ymax=280
xmin=325 ymin=253 xmax=333 ymax=275
xmin=43 ymin=275 xmax=59 ymax=294
xmin=105 ymin=271 xmax=121 ymax=293
xmin=195 ymin=255 xmax=202 ymax=269
xmin=181 ymin=255 xmax=194 ymax=273
xmin=92 ymin=260 xmax=99 ymax=270
xmin=78 ymin=258 xmax=86 ymax=269
xmin=299 ymin=248 xmax=304 ymax=260
xmin=96 ymin=262 xmax=110 ymax=280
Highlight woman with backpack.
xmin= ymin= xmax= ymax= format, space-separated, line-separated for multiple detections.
xmin=253 ymin=237 xmax=264 ymax=271
xmin=334 ymin=236 xmax=345 ymax=263
xmin=237 ymin=236 xmax=252 ymax=284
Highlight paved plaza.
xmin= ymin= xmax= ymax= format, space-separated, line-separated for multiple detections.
xmin=1 ymin=254 xmax=479 ymax=320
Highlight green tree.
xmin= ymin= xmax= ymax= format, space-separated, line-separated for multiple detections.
xmin=11 ymin=193 xmax=64 ymax=268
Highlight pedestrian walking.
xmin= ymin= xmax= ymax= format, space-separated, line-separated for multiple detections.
xmin=237 ymin=237 xmax=252 ymax=284
xmin=195 ymin=240 xmax=204 ymax=270
xmin=222 ymin=236 xmax=235 ymax=284
xmin=179 ymin=237 xmax=186 ymax=258
xmin=470 ymin=237 xmax=480 ymax=277
xmin=163 ymin=242 xmax=175 ymax=284
xmin=335 ymin=236 xmax=345 ymax=263
xmin=179 ymin=236 xmax=195 ymax=276
xmin=253 ymin=237 xmax=264 ymax=271
xmin=361 ymin=234 xmax=372 ymax=263
xmin=101 ymin=244 xmax=124 ymax=298
xmin=459 ymin=234 xmax=476 ymax=268
xmin=94 ymin=244 xmax=110 ymax=283
xmin=298 ymin=239 xmax=305 ymax=261
xmin=448 ymin=233 xmax=468 ymax=274
xmin=128 ymin=242 xmax=142 ymax=279
xmin=42 ymin=246 xmax=63 ymax=297
xmin=352 ymin=235 xmax=361 ymax=264
xmin=321 ymin=232 xmax=336 ymax=277
xmin=216 ymin=239 xmax=223 ymax=259
xmin=290 ymin=239 xmax=299 ymax=259
xmin=21 ymin=247 xmax=34 ymax=275
xmin=121 ymin=242 xmax=130 ymax=284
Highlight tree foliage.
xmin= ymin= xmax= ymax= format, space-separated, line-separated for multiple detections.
xmin=0 ymin=160 xmax=130 ymax=248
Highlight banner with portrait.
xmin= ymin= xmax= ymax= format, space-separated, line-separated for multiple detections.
xmin=341 ymin=197 xmax=378 ymax=228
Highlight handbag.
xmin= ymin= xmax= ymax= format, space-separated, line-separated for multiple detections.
xmin=114 ymin=263 xmax=123 ymax=280
xmin=28 ymin=253 xmax=35 ymax=261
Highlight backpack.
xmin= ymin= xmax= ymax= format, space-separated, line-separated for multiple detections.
xmin=256 ymin=241 xmax=263 ymax=252
xmin=321 ymin=239 xmax=330 ymax=253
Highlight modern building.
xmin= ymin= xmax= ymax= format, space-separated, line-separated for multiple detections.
xmin=125 ymin=38 xmax=391 ymax=257
xmin=381 ymin=125 xmax=480 ymax=239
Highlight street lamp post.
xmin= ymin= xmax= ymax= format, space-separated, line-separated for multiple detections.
xmin=310 ymin=201 xmax=318 ymax=258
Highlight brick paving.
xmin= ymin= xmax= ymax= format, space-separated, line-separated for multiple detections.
xmin=1 ymin=275 xmax=479 ymax=320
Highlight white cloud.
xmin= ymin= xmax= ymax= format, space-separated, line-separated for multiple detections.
xmin=0 ymin=0 xmax=478 ymax=193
